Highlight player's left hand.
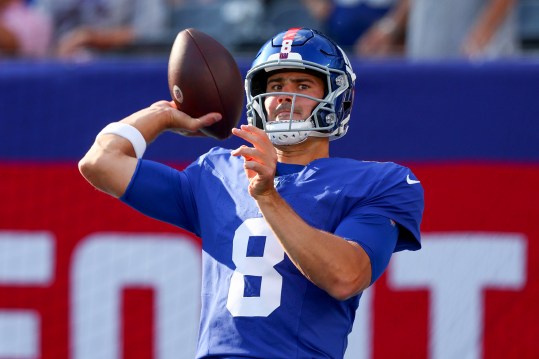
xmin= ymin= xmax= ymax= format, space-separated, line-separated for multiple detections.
xmin=231 ymin=125 xmax=277 ymax=197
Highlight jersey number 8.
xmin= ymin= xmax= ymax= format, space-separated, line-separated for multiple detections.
xmin=226 ymin=218 xmax=285 ymax=317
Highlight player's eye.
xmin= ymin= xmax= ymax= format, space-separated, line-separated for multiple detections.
xmin=267 ymin=84 xmax=283 ymax=91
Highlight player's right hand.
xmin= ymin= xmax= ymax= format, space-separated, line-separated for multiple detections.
xmin=150 ymin=101 xmax=222 ymax=137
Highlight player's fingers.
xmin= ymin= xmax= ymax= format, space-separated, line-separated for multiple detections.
xmin=231 ymin=145 xmax=260 ymax=157
xmin=240 ymin=124 xmax=268 ymax=139
xmin=151 ymin=100 xmax=175 ymax=109
xmin=193 ymin=113 xmax=223 ymax=130
xmin=243 ymin=159 xmax=274 ymax=178
xmin=244 ymin=159 xmax=264 ymax=173
xmin=230 ymin=145 xmax=249 ymax=157
xmin=232 ymin=125 xmax=272 ymax=150
xmin=231 ymin=146 xmax=263 ymax=165
xmin=171 ymin=111 xmax=222 ymax=132
xmin=231 ymin=124 xmax=263 ymax=140
xmin=232 ymin=143 xmax=276 ymax=168
xmin=231 ymin=127 xmax=251 ymax=142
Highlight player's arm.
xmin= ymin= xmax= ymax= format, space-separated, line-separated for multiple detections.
xmin=255 ymin=191 xmax=373 ymax=300
xmin=78 ymin=101 xmax=221 ymax=198
xmin=231 ymin=125 xmax=373 ymax=300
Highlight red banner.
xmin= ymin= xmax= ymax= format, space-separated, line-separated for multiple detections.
xmin=0 ymin=162 xmax=537 ymax=359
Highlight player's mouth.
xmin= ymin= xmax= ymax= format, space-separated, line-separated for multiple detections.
xmin=274 ymin=109 xmax=301 ymax=121
xmin=276 ymin=111 xmax=291 ymax=119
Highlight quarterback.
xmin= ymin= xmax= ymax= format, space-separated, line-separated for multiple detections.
xmin=79 ymin=28 xmax=424 ymax=358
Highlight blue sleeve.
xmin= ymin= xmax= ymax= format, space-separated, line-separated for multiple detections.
xmin=120 ymin=159 xmax=200 ymax=234
xmin=334 ymin=214 xmax=398 ymax=285
xmin=354 ymin=166 xmax=424 ymax=252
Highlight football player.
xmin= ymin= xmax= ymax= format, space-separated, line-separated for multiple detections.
xmin=79 ymin=27 xmax=424 ymax=358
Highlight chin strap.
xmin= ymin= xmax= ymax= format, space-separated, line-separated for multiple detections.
xmin=266 ymin=121 xmax=312 ymax=146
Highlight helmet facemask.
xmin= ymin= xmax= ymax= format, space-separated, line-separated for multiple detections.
xmin=246 ymin=59 xmax=352 ymax=146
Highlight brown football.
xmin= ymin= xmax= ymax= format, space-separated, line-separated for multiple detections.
xmin=168 ymin=28 xmax=244 ymax=140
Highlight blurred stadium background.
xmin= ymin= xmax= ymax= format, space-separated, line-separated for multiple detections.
xmin=1 ymin=0 xmax=539 ymax=358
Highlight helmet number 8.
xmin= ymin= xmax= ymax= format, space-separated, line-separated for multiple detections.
xmin=226 ymin=218 xmax=285 ymax=317
xmin=281 ymin=39 xmax=293 ymax=54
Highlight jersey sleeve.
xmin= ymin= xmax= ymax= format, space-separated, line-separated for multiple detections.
xmin=120 ymin=159 xmax=200 ymax=234
xmin=335 ymin=214 xmax=399 ymax=284
xmin=352 ymin=164 xmax=424 ymax=252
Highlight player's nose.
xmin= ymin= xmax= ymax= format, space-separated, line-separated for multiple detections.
xmin=277 ymin=93 xmax=293 ymax=103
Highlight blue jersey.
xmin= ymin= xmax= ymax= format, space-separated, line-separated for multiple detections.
xmin=121 ymin=147 xmax=424 ymax=358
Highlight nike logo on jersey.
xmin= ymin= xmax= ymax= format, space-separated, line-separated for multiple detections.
xmin=406 ymin=174 xmax=421 ymax=185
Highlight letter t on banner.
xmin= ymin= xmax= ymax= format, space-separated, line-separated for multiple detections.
xmin=388 ymin=233 xmax=526 ymax=359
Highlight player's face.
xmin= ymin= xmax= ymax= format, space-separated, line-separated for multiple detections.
xmin=264 ymin=71 xmax=324 ymax=122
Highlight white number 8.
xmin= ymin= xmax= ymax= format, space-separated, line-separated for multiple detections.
xmin=226 ymin=218 xmax=285 ymax=317
xmin=281 ymin=39 xmax=293 ymax=54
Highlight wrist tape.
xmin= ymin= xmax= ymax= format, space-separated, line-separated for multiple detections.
xmin=98 ymin=122 xmax=146 ymax=159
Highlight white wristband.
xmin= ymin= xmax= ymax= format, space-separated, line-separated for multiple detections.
xmin=98 ymin=122 xmax=147 ymax=159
